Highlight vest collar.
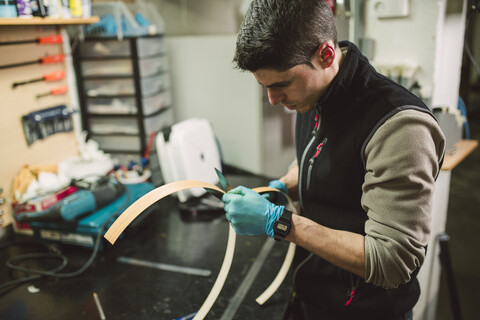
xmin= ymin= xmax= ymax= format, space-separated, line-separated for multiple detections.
xmin=316 ymin=41 xmax=364 ymax=114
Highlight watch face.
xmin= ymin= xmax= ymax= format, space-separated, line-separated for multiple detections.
xmin=276 ymin=223 xmax=289 ymax=232
xmin=274 ymin=221 xmax=290 ymax=237
xmin=274 ymin=210 xmax=292 ymax=240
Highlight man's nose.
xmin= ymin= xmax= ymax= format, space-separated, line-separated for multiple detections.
xmin=267 ymin=88 xmax=285 ymax=105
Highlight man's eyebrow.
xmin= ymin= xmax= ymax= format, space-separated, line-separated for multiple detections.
xmin=263 ymin=80 xmax=291 ymax=88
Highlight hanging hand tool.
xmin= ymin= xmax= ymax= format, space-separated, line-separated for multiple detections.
xmin=36 ymin=85 xmax=68 ymax=99
xmin=0 ymin=35 xmax=63 ymax=46
xmin=0 ymin=53 xmax=65 ymax=70
xmin=12 ymin=70 xmax=66 ymax=89
xmin=141 ymin=131 xmax=157 ymax=168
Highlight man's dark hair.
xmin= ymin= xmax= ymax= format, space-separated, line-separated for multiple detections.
xmin=233 ymin=0 xmax=338 ymax=72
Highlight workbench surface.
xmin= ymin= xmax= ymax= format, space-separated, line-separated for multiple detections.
xmin=0 ymin=174 xmax=292 ymax=320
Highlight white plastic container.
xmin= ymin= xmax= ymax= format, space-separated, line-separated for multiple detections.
xmin=88 ymin=108 xmax=173 ymax=135
xmin=78 ymin=37 xmax=165 ymax=58
xmin=91 ymin=135 xmax=141 ymax=151
xmin=86 ymin=90 xmax=171 ymax=115
xmin=81 ymin=59 xmax=133 ymax=76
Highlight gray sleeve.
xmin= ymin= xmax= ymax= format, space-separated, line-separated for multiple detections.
xmin=362 ymin=109 xmax=445 ymax=289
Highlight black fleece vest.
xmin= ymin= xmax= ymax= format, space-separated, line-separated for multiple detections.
xmin=293 ymin=41 xmax=434 ymax=319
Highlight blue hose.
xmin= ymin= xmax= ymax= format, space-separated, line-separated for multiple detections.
xmin=458 ymin=97 xmax=470 ymax=139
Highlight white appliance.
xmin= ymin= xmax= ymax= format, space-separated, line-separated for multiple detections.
xmin=156 ymin=118 xmax=221 ymax=202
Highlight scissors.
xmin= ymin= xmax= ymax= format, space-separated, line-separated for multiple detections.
xmin=204 ymin=168 xmax=232 ymax=200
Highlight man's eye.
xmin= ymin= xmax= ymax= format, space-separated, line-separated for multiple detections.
xmin=276 ymin=82 xmax=291 ymax=88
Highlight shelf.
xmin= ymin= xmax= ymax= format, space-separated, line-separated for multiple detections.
xmin=441 ymin=139 xmax=478 ymax=171
xmin=0 ymin=16 xmax=100 ymax=26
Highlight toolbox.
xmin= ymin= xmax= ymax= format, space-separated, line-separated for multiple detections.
xmin=29 ymin=182 xmax=155 ymax=248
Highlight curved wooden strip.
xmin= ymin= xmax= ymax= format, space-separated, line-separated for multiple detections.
xmin=193 ymin=224 xmax=236 ymax=320
xmin=104 ymin=182 xmax=296 ymax=318
xmin=104 ymin=180 xmax=224 ymax=244
xmin=251 ymin=187 xmax=298 ymax=306
xmin=104 ymin=180 xmax=230 ymax=320
xmin=255 ymin=242 xmax=295 ymax=305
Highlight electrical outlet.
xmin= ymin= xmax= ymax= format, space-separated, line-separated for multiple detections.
xmin=374 ymin=0 xmax=409 ymax=18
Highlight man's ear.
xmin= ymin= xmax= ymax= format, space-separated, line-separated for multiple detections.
xmin=317 ymin=42 xmax=335 ymax=68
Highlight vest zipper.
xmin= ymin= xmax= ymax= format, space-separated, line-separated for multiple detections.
xmin=345 ymin=273 xmax=360 ymax=306
xmin=306 ymin=137 xmax=328 ymax=191
xmin=298 ymin=109 xmax=320 ymax=210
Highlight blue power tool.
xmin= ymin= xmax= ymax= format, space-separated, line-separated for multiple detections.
xmin=16 ymin=179 xmax=125 ymax=223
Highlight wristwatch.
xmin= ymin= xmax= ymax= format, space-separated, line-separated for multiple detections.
xmin=273 ymin=209 xmax=292 ymax=241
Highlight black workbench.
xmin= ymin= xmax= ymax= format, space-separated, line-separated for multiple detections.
xmin=0 ymin=174 xmax=293 ymax=320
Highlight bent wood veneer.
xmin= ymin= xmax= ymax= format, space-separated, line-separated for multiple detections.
xmin=104 ymin=180 xmax=296 ymax=320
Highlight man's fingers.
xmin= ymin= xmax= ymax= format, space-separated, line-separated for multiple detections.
xmin=222 ymin=192 xmax=241 ymax=203
xmin=222 ymin=186 xmax=251 ymax=203
xmin=228 ymin=186 xmax=249 ymax=195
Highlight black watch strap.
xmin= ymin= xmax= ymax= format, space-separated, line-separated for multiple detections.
xmin=273 ymin=209 xmax=292 ymax=241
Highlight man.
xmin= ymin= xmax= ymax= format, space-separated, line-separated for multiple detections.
xmin=222 ymin=0 xmax=446 ymax=319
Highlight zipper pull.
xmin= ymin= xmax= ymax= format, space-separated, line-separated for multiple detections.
xmin=310 ymin=137 xmax=328 ymax=163
xmin=313 ymin=140 xmax=325 ymax=158
xmin=345 ymin=287 xmax=356 ymax=306
xmin=311 ymin=111 xmax=320 ymax=136
xmin=345 ymin=274 xmax=360 ymax=306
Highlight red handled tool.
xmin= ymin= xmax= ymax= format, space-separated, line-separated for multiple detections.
xmin=36 ymin=85 xmax=68 ymax=99
xmin=0 ymin=35 xmax=63 ymax=46
xmin=141 ymin=131 xmax=157 ymax=168
xmin=0 ymin=53 xmax=65 ymax=70
xmin=12 ymin=70 xmax=66 ymax=88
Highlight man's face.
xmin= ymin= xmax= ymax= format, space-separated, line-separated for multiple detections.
xmin=253 ymin=60 xmax=328 ymax=114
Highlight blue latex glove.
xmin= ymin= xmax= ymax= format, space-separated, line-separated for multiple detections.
xmin=262 ymin=180 xmax=288 ymax=205
xmin=222 ymin=186 xmax=285 ymax=237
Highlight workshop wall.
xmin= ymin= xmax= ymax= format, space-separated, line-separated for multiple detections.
xmin=0 ymin=26 xmax=79 ymax=229
xmin=363 ymin=0 xmax=466 ymax=111
xmin=165 ymin=35 xmax=264 ymax=174
xmin=151 ymin=0 xmax=245 ymax=36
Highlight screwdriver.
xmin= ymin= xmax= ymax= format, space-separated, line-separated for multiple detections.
xmin=0 ymin=35 xmax=63 ymax=46
xmin=36 ymin=85 xmax=68 ymax=99
xmin=12 ymin=70 xmax=66 ymax=89
xmin=0 ymin=53 xmax=65 ymax=70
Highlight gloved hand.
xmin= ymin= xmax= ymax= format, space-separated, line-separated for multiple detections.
xmin=222 ymin=186 xmax=285 ymax=237
xmin=262 ymin=180 xmax=288 ymax=205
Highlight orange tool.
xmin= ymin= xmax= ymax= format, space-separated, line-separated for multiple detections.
xmin=0 ymin=53 xmax=65 ymax=70
xmin=12 ymin=70 xmax=66 ymax=88
xmin=0 ymin=35 xmax=63 ymax=46
xmin=36 ymin=85 xmax=68 ymax=99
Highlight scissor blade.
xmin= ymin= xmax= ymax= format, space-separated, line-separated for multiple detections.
xmin=215 ymin=167 xmax=232 ymax=192
xmin=204 ymin=187 xmax=224 ymax=201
